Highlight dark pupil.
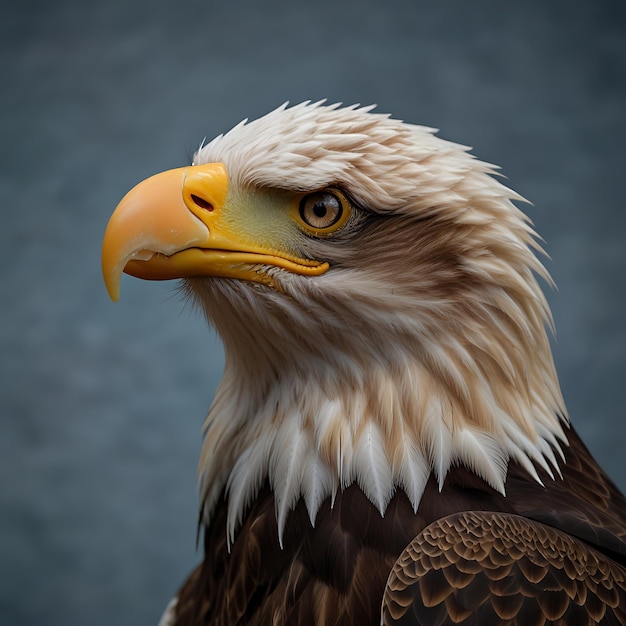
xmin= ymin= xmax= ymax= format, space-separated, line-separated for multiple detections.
xmin=313 ymin=202 xmax=327 ymax=218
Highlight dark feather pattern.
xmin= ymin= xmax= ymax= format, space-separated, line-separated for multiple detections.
xmin=382 ymin=511 xmax=626 ymax=625
xmin=171 ymin=426 xmax=626 ymax=625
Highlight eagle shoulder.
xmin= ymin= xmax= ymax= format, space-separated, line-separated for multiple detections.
xmin=167 ymin=425 xmax=626 ymax=625
xmin=382 ymin=510 xmax=626 ymax=625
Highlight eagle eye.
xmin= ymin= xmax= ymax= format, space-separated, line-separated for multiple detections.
xmin=298 ymin=190 xmax=349 ymax=233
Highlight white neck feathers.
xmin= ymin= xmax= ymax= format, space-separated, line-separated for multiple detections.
xmin=186 ymin=102 xmax=568 ymax=546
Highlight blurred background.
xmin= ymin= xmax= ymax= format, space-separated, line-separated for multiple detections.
xmin=1 ymin=1 xmax=625 ymax=624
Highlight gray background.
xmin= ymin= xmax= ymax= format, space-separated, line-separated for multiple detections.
xmin=1 ymin=1 xmax=625 ymax=625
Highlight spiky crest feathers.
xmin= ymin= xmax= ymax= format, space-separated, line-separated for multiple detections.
xmin=189 ymin=102 xmax=568 ymax=546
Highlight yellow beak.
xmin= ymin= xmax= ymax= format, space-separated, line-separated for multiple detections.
xmin=101 ymin=163 xmax=329 ymax=301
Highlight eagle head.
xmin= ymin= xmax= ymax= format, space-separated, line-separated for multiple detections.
xmin=102 ymin=102 xmax=567 ymax=545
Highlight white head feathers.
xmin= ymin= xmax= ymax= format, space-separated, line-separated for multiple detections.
xmin=188 ymin=101 xmax=568 ymax=546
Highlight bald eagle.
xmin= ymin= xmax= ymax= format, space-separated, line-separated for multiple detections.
xmin=102 ymin=102 xmax=626 ymax=625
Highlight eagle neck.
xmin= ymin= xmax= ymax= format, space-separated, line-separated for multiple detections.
xmin=198 ymin=349 xmax=568 ymax=547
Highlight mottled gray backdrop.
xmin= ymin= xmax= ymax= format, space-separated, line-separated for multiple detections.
xmin=1 ymin=1 xmax=625 ymax=625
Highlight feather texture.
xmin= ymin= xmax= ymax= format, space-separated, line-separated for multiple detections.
xmin=171 ymin=430 xmax=626 ymax=625
xmin=382 ymin=511 xmax=626 ymax=625
xmin=188 ymin=103 xmax=567 ymax=536
xmin=103 ymin=103 xmax=626 ymax=624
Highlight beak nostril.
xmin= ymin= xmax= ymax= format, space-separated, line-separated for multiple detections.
xmin=191 ymin=194 xmax=213 ymax=212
